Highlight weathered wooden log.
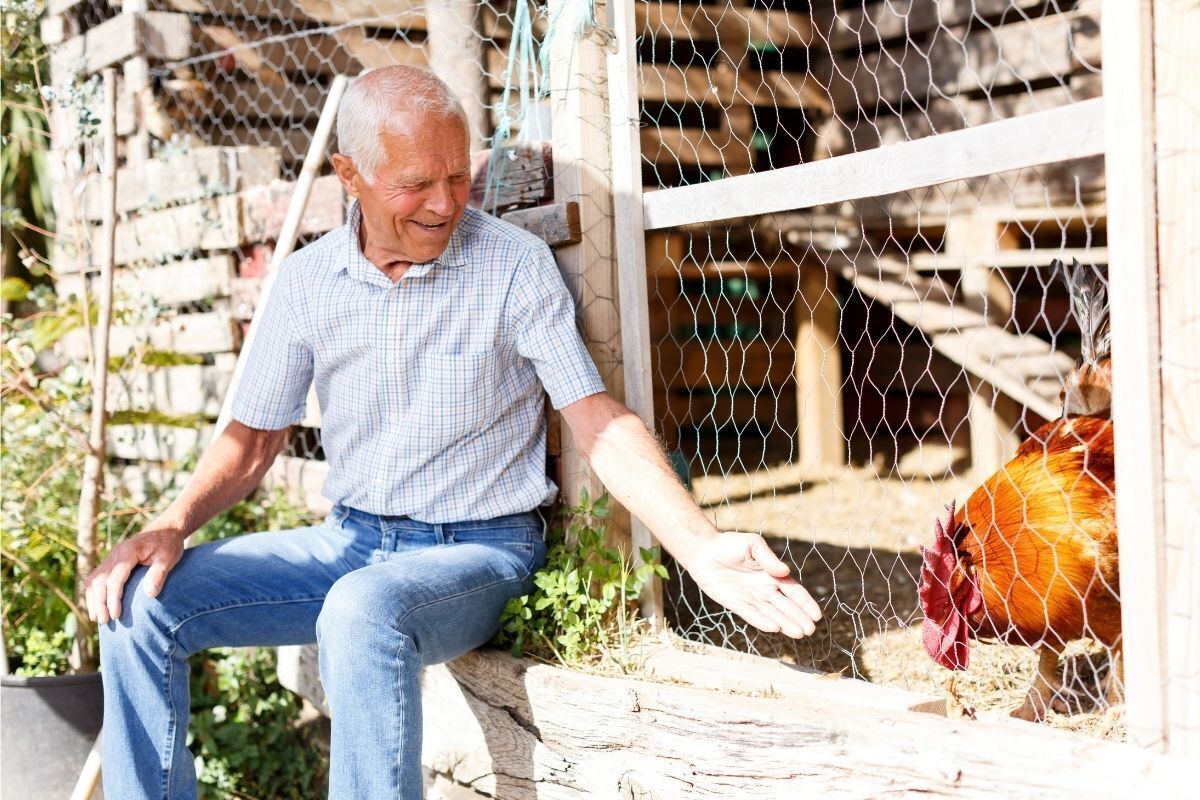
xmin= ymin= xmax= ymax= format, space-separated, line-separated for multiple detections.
xmin=276 ymin=643 xmax=1191 ymax=799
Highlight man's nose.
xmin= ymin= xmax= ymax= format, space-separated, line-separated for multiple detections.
xmin=425 ymin=181 xmax=456 ymax=216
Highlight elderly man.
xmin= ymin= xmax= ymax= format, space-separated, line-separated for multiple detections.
xmin=88 ymin=66 xmax=821 ymax=799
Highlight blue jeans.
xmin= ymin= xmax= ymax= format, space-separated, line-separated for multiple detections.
xmin=98 ymin=504 xmax=546 ymax=799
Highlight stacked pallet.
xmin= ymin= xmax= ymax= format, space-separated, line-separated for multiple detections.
xmin=53 ymin=144 xmax=345 ymax=472
xmin=42 ymin=1 xmax=530 ymax=174
xmin=637 ymin=0 xmax=829 ymax=188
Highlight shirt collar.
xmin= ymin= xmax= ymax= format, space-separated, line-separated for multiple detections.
xmin=341 ymin=200 xmax=468 ymax=286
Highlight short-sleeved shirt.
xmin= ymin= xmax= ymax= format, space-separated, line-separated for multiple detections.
xmin=231 ymin=202 xmax=606 ymax=522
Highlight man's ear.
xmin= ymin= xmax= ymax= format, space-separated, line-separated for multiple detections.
xmin=331 ymin=153 xmax=360 ymax=198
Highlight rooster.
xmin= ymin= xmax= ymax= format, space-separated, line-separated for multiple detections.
xmin=918 ymin=259 xmax=1119 ymax=721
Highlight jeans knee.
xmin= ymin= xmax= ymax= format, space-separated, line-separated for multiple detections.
xmin=98 ymin=566 xmax=176 ymax=655
xmin=317 ymin=571 xmax=415 ymax=656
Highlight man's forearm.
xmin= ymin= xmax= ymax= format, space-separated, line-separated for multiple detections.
xmin=573 ymin=402 xmax=717 ymax=571
xmin=156 ymin=421 xmax=287 ymax=540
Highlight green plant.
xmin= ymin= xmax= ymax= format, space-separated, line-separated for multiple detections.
xmin=2 ymin=0 xmax=53 ymax=294
xmin=497 ymin=490 xmax=668 ymax=669
xmin=188 ymin=646 xmax=328 ymax=800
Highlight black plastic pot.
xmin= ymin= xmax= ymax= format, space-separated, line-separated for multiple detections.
xmin=0 ymin=671 xmax=104 ymax=800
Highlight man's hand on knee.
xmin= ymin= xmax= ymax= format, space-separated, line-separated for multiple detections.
xmin=86 ymin=525 xmax=185 ymax=625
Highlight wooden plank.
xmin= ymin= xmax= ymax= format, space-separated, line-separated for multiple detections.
xmin=107 ymin=357 xmax=236 ymax=418
xmin=469 ymin=143 xmax=551 ymax=212
xmin=845 ymin=264 xmax=1072 ymax=420
xmin=133 ymin=0 xmax=425 ymax=29
xmin=639 ymin=63 xmax=831 ymax=112
xmin=107 ymin=423 xmax=212 ymax=463
xmin=795 ymin=262 xmax=845 ymax=471
xmin=1153 ymin=0 xmax=1200 ymax=760
xmin=110 ymin=194 xmax=243 ymax=266
xmin=643 ymin=98 xmax=1106 ymax=231
xmin=59 ymin=309 xmax=237 ymax=359
xmin=852 ymin=155 xmax=1108 ymax=229
xmin=411 ymin=648 xmax=1194 ymax=799
xmin=56 ymin=255 xmax=236 ymax=307
xmin=640 ymin=126 xmax=755 ymax=173
xmin=819 ymin=0 xmax=1073 ymax=52
xmin=72 ymin=176 xmax=345 ymax=269
xmin=639 ymin=1 xmax=815 ymax=48
xmin=670 ymin=339 xmax=794 ymax=390
xmin=83 ymin=146 xmax=280 ymax=219
xmin=499 ymin=202 xmax=581 ymax=248
xmin=613 ymin=0 xmax=666 ymax=628
xmin=818 ymin=73 xmax=1104 ymax=159
xmin=241 ymin=174 xmax=346 ymax=242
xmin=1102 ymin=0 xmax=1169 ymax=754
xmin=50 ymin=12 xmax=191 ymax=78
xmin=816 ymin=1 xmax=1102 ymax=114
xmin=427 ymin=0 xmax=488 ymax=150
xmin=196 ymin=23 xmax=427 ymax=83
xmin=658 ymin=388 xmax=798 ymax=431
xmin=548 ymin=0 xmax=622 ymax=519
xmin=908 ymin=246 xmax=1108 ymax=271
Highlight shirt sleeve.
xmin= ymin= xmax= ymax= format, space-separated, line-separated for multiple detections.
xmin=508 ymin=243 xmax=607 ymax=409
xmin=230 ymin=270 xmax=313 ymax=429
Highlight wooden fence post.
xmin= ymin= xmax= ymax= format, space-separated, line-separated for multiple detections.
xmin=607 ymin=0 xmax=665 ymax=626
xmin=1152 ymin=0 xmax=1200 ymax=761
xmin=1101 ymin=0 xmax=1169 ymax=753
xmin=546 ymin=0 xmax=628 ymax=538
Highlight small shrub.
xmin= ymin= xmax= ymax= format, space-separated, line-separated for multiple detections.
xmin=497 ymin=490 xmax=667 ymax=670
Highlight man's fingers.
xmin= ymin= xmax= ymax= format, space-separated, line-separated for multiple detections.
xmin=104 ymin=560 xmax=135 ymax=623
xmin=762 ymin=589 xmax=817 ymax=639
xmin=85 ymin=567 xmax=107 ymax=623
xmin=777 ymin=580 xmax=823 ymax=623
xmin=143 ymin=558 xmax=170 ymax=598
xmin=734 ymin=601 xmax=782 ymax=635
xmin=749 ymin=536 xmax=790 ymax=578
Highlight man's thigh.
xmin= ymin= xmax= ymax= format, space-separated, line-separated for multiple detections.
xmin=322 ymin=537 xmax=543 ymax=665
xmin=117 ymin=518 xmax=371 ymax=653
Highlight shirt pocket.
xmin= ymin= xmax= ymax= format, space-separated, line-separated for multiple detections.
xmin=413 ymin=351 xmax=501 ymax=442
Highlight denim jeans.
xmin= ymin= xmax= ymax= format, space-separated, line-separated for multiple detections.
xmin=98 ymin=504 xmax=547 ymax=799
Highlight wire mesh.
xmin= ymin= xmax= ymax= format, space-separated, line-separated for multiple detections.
xmin=40 ymin=0 xmax=1131 ymax=741
xmin=638 ymin=0 xmax=1117 ymax=736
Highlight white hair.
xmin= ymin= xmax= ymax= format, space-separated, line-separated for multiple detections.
xmin=336 ymin=66 xmax=469 ymax=183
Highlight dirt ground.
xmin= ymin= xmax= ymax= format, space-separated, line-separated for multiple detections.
xmin=666 ymin=454 xmax=1124 ymax=741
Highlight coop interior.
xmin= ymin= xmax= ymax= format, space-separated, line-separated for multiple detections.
xmin=44 ymin=0 xmax=1119 ymax=739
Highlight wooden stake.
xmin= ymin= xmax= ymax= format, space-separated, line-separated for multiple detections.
xmin=73 ymin=70 xmax=118 ymax=672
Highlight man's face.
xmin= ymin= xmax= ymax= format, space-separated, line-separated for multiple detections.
xmin=334 ymin=112 xmax=471 ymax=267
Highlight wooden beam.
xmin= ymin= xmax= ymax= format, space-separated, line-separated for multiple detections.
xmin=56 ymin=255 xmax=236 ymax=308
xmin=1102 ymin=0 xmax=1169 ymax=754
xmin=816 ymin=0 xmax=1102 ymax=114
xmin=50 ymin=12 xmax=192 ymax=78
xmin=427 ymin=0 xmax=488 ymax=151
xmin=59 ymin=309 xmax=238 ymax=359
xmin=643 ymin=98 xmax=1106 ymax=230
xmin=106 ymin=358 xmax=236 ymax=419
xmin=414 ymin=648 xmax=1192 ymax=799
xmin=82 ymin=146 xmax=279 ymax=219
xmin=794 ymin=262 xmax=845 ymax=472
xmin=1152 ymin=0 xmax=1199 ymax=760
xmin=499 ymin=202 xmax=581 ymax=248
xmin=548 ymin=0 xmax=622 ymax=520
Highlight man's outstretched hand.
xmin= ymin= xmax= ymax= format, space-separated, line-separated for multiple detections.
xmin=685 ymin=531 xmax=822 ymax=639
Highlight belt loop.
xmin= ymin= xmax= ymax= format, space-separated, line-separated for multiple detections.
xmin=434 ymin=523 xmax=448 ymax=545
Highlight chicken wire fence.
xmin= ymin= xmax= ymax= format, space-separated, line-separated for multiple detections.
xmin=40 ymin=0 xmax=1129 ymax=739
